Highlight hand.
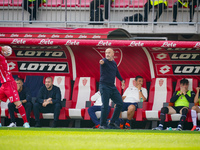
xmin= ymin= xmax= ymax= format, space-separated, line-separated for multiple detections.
xmin=42 ymin=101 xmax=49 ymax=107
xmin=137 ymin=84 xmax=142 ymax=90
xmin=196 ymin=87 xmax=200 ymax=92
xmin=99 ymin=60 xmax=104 ymax=65
xmin=21 ymin=100 xmax=27 ymax=103
xmin=121 ymin=81 xmax=125 ymax=89
xmin=47 ymin=98 xmax=52 ymax=104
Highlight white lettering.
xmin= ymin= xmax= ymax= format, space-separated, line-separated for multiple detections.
xmin=0 ymin=34 xmax=5 ymax=37
xmin=24 ymin=34 xmax=32 ymax=38
xmin=38 ymin=34 xmax=46 ymax=38
xmin=97 ymin=41 xmax=112 ymax=46
xmin=11 ymin=39 xmax=26 ymax=45
xmin=128 ymin=41 xmax=144 ymax=47
xmin=38 ymin=39 xmax=53 ymax=45
xmin=174 ymin=66 xmax=200 ymax=74
xmin=78 ymin=35 xmax=87 ymax=38
xmin=65 ymin=35 xmax=73 ymax=38
xmin=65 ymin=40 xmax=80 ymax=46
xmin=11 ymin=34 xmax=19 ymax=37
xmin=55 ymin=64 xmax=67 ymax=71
xmin=92 ymin=35 xmax=101 ymax=39
xmin=171 ymin=53 xmax=200 ymax=60
xmin=51 ymin=34 xmax=60 ymax=38
xmin=161 ymin=42 xmax=176 ymax=48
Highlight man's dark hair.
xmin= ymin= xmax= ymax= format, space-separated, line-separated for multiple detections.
xmin=135 ymin=75 xmax=143 ymax=81
xmin=180 ymin=78 xmax=189 ymax=85
xmin=46 ymin=77 xmax=53 ymax=82
xmin=15 ymin=77 xmax=23 ymax=83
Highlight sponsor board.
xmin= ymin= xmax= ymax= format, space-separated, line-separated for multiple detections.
xmin=148 ymin=47 xmax=200 ymax=51
xmin=156 ymin=64 xmax=200 ymax=75
xmin=8 ymin=61 xmax=69 ymax=73
xmin=153 ymin=53 xmax=200 ymax=61
xmin=14 ymin=50 xmax=66 ymax=58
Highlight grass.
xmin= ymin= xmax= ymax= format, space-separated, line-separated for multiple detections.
xmin=0 ymin=128 xmax=200 ymax=150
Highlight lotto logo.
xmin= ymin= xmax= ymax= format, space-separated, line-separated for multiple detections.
xmin=156 ymin=64 xmax=200 ymax=75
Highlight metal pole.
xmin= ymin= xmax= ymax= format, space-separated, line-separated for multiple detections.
xmin=152 ymin=0 xmax=155 ymax=32
xmin=65 ymin=0 xmax=67 ymax=26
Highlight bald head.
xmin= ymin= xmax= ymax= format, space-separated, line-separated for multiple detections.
xmin=105 ymin=48 xmax=114 ymax=61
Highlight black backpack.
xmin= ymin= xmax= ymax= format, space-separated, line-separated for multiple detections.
xmin=123 ymin=13 xmax=143 ymax=25
xmin=90 ymin=8 xmax=104 ymax=25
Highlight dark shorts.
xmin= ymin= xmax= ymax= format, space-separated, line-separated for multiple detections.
xmin=122 ymin=102 xmax=138 ymax=112
xmin=171 ymin=106 xmax=188 ymax=114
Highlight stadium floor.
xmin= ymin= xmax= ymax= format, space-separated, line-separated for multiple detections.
xmin=0 ymin=128 xmax=200 ymax=150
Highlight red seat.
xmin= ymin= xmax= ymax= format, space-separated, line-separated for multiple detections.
xmin=115 ymin=77 xmax=122 ymax=95
xmin=167 ymin=0 xmax=178 ymax=8
xmin=169 ymin=78 xmax=198 ymax=122
xmin=129 ymin=0 xmax=147 ymax=8
xmin=61 ymin=0 xmax=77 ymax=7
xmin=0 ymin=0 xmax=12 ymax=6
xmin=10 ymin=0 xmax=43 ymax=7
xmin=111 ymin=0 xmax=129 ymax=8
xmin=43 ymin=0 xmax=62 ymax=7
xmin=10 ymin=0 xmax=22 ymax=6
xmin=143 ymin=78 xmax=173 ymax=121
xmin=66 ymin=77 xmax=96 ymax=119
xmin=76 ymin=0 xmax=90 ymax=7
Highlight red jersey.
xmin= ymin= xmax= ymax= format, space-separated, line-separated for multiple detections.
xmin=0 ymin=47 xmax=14 ymax=84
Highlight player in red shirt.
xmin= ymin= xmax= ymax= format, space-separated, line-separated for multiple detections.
xmin=0 ymin=46 xmax=30 ymax=128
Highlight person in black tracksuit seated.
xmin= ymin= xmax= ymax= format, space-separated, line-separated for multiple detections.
xmin=7 ymin=78 xmax=32 ymax=127
xmin=33 ymin=77 xmax=61 ymax=128
xmin=153 ymin=78 xmax=195 ymax=131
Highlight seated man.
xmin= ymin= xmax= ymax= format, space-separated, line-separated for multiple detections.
xmin=171 ymin=0 xmax=199 ymax=24
xmin=88 ymin=91 xmax=111 ymax=129
xmin=7 ymin=78 xmax=32 ymax=127
xmin=144 ymin=0 xmax=167 ymax=22
xmin=89 ymin=0 xmax=113 ymax=24
xmin=191 ymin=86 xmax=200 ymax=131
xmin=121 ymin=76 xmax=147 ymax=129
xmin=33 ymin=77 xmax=61 ymax=127
xmin=153 ymin=78 xmax=195 ymax=131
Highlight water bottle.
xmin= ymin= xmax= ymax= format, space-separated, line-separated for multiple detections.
xmin=140 ymin=97 xmax=143 ymax=102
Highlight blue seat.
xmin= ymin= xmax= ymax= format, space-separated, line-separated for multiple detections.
xmin=24 ymin=75 xmax=44 ymax=97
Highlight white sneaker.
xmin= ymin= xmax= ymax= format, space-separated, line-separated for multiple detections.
xmin=7 ymin=122 xmax=17 ymax=127
xmin=0 ymin=123 xmax=2 ymax=127
xmin=23 ymin=122 xmax=30 ymax=128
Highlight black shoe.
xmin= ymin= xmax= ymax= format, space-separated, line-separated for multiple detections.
xmin=189 ymin=20 xmax=194 ymax=26
xmin=52 ymin=121 xmax=57 ymax=128
xmin=169 ymin=20 xmax=177 ymax=25
xmin=98 ymin=125 xmax=108 ymax=129
xmin=35 ymin=122 xmax=41 ymax=127
xmin=29 ymin=15 xmax=32 ymax=24
xmin=108 ymin=122 xmax=120 ymax=129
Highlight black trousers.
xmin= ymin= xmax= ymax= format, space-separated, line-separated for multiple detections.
xmin=33 ymin=103 xmax=61 ymax=122
xmin=90 ymin=0 xmax=111 ymax=20
xmin=23 ymin=0 xmax=42 ymax=19
xmin=8 ymin=101 xmax=33 ymax=123
xmin=173 ymin=0 xmax=199 ymax=21
xmin=144 ymin=0 xmax=166 ymax=22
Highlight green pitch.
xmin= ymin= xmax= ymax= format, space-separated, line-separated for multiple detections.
xmin=0 ymin=128 xmax=200 ymax=150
